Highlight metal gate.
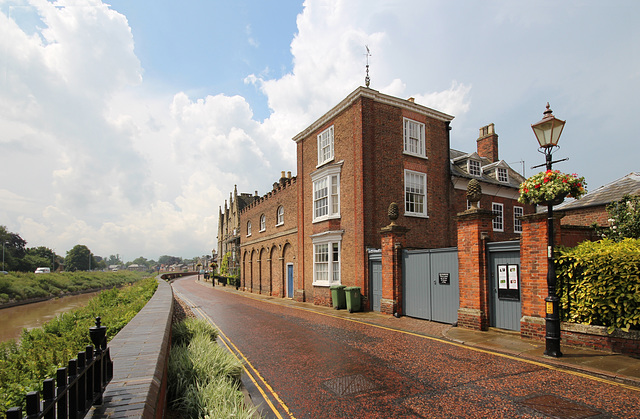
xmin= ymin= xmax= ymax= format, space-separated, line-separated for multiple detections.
xmin=488 ymin=241 xmax=521 ymax=331
xmin=403 ymin=248 xmax=458 ymax=324
xmin=369 ymin=252 xmax=382 ymax=312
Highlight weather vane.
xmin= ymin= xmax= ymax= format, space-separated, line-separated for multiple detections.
xmin=364 ymin=45 xmax=371 ymax=88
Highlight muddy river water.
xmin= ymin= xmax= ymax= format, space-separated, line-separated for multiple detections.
xmin=0 ymin=292 xmax=99 ymax=343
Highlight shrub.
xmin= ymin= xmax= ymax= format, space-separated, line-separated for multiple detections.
xmin=556 ymin=238 xmax=640 ymax=332
xmin=168 ymin=318 xmax=254 ymax=418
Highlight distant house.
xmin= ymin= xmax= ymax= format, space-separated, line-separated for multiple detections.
xmin=127 ymin=264 xmax=146 ymax=272
xmin=218 ymin=185 xmax=259 ymax=277
xmin=557 ymin=172 xmax=640 ymax=227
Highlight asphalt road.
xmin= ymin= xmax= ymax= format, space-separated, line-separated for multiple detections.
xmin=172 ymin=277 xmax=640 ymax=418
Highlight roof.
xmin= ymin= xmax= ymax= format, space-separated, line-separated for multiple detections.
xmin=450 ymin=149 xmax=525 ymax=189
xmin=292 ymin=86 xmax=454 ymax=143
xmin=557 ymin=172 xmax=640 ymax=210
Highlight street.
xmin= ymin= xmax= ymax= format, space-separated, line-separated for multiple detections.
xmin=172 ymin=277 xmax=640 ymax=418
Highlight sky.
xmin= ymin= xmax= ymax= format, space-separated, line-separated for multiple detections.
xmin=0 ymin=0 xmax=638 ymax=263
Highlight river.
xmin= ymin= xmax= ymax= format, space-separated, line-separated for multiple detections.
xmin=0 ymin=292 xmax=99 ymax=343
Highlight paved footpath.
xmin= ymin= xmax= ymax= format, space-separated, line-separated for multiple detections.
xmin=172 ymin=277 xmax=640 ymax=418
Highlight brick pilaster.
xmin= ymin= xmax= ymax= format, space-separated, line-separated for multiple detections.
xmin=380 ymin=224 xmax=408 ymax=315
xmin=456 ymin=208 xmax=493 ymax=330
xmin=520 ymin=212 xmax=563 ymax=339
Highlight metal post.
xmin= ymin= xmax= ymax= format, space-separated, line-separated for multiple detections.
xmin=544 ymin=150 xmax=562 ymax=357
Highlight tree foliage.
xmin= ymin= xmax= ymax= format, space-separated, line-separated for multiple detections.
xmin=64 ymin=245 xmax=97 ymax=272
xmin=597 ymin=194 xmax=640 ymax=241
xmin=0 ymin=226 xmax=27 ymax=271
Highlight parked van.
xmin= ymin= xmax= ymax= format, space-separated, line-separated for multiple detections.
xmin=34 ymin=267 xmax=51 ymax=274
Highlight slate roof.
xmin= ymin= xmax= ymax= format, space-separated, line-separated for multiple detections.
xmin=450 ymin=149 xmax=525 ymax=189
xmin=557 ymin=172 xmax=640 ymax=210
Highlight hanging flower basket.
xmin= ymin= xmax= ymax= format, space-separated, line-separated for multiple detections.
xmin=519 ymin=170 xmax=587 ymax=205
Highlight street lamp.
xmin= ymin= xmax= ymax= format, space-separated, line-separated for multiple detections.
xmin=531 ymin=102 xmax=566 ymax=358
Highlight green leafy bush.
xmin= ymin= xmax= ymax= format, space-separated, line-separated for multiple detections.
xmin=168 ymin=318 xmax=255 ymax=418
xmin=0 ymin=276 xmax=158 ymax=418
xmin=0 ymin=271 xmax=149 ymax=305
xmin=556 ymin=238 xmax=640 ymax=332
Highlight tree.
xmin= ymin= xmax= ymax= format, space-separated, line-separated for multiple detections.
xmin=0 ymin=225 xmax=27 ymax=271
xmin=130 ymin=257 xmax=149 ymax=268
xmin=23 ymin=246 xmax=57 ymax=272
xmin=158 ymin=255 xmax=182 ymax=266
xmin=65 ymin=245 xmax=97 ymax=271
xmin=597 ymin=194 xmax=640 ymax=241
xmin=106 ymin=254 xmax=123 ymax=266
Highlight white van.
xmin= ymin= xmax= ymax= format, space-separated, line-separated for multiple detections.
xmin=35 ymin=267 xmax=51 ymax=274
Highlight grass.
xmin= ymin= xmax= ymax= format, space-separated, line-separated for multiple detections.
xmin=0 ymin=270 xmax=151 ymax=305
xmin=0 ymin=276 xmax=158 ymax=418
xmin=168 ymin=318 xmax=257 ymax=418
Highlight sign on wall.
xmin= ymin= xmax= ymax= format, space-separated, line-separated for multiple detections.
xmin=497 ymin=264 xmax=520 ymax=301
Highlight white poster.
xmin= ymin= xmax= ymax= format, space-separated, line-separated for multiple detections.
xmin=498 ymin=265 xmax=508 ymax=289
xmin=508 ymin=265 xmax=519 ymax=290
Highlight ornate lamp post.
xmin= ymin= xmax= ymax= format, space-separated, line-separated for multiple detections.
xmin=531 ymin=103 xmax=566 ymax=358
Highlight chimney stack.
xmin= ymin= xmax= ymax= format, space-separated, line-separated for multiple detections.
xmin=477 ymin=123 xmax=499 ymax=163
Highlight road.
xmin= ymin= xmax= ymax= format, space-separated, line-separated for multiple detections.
xmin=172 ymin=276 xmax=640 ymax=418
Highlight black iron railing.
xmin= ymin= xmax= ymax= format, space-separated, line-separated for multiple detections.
xmin=6 ymin=317 xmax=113 ymax=419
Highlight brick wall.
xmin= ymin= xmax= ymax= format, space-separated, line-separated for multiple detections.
xmin=558 ymin=205 xmax=608 ymax=227
xmin=240 ymin=176 xmax=298 ymax=297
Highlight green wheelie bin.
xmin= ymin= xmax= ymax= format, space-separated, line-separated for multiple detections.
xmin=344 ymin=286 xmax=362 ymax=313
xmin=330 ymin=285 xmax=346 ymax=309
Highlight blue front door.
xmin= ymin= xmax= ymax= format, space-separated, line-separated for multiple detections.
xmin=287 ymin=264 xmax=294 ymax=298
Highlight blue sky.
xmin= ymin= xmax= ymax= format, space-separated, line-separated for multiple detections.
xmin=0 ymin=0 xmax=638 ymax=262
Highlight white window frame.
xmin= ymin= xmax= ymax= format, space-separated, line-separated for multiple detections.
xmin=311 ymin=231 xmax=343 ymax=286
xmin=514 ymin=206 xmax=523 ymax=234
xmin=492 ymin=202 xmax=504 ymax=232
xmin=468 ymin=160 xmax=481 ymax=177
xmin=317 ymin=125 xmax=334 ymax=167
xmin=276 ymin=206 xmax=284 ymax=226
xmin=311 ymin=163 xmax=341 ymax=223
xmin=259 ymin=214 xmax=266 ymax=232
xmin=496 ymin=167 xmax=509 ymax=183
xmin=404 ymin=169 xmax=428 ymax=218
xmin=246 ymin=221 xmax=252 ymax=237
xmin=403 ymin=118 xmax=426 ymax=158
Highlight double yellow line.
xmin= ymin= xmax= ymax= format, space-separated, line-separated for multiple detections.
xmin=176 ymin=292 xmax=296 ymax=419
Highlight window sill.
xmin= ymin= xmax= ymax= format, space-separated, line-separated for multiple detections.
xmin=312 ymin=281 xmax=341 ymax=287
xmin=403 ymin=151 xmax=428 ymax=160
xmin=275 ymin=222 xmax=284 ymax=227
xmin=259 ymin=229 xmax=266 ymax=233
xmin=404 ymin=212 xmax=429 ymax=219
xmin=316 ymin=157 xmax=335 ymax=169
xmin=312 ymin=214 xmax=341 ymax=224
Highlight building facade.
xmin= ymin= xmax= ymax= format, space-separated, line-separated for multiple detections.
xmin=231 ymin=87 xmax=532 ymax=309
xmin=217 ymin=186 xmax=259 ymax=277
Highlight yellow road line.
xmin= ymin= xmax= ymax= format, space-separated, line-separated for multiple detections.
xmin=176 ymin=292 xmax=295 ymax=418
xmin=225 ymin=288 xmax=640 ymax=393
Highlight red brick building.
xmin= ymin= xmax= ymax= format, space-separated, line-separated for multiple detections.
xmin=235 ymin=87 xmax=531 ymax=308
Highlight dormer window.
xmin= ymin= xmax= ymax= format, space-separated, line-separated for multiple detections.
xmin=497 ymin=167 xmax=509 ymax=183
xmin=468 ymin=160 xmax=481 ymax=177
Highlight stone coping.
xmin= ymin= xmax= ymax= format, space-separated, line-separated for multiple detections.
xmin=89 ymin=276 xmax=173 ymax=419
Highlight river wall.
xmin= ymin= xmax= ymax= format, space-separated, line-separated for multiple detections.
xmin=89 ymin=276 xmax=173 ymax=419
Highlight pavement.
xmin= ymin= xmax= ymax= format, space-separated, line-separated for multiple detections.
xmin=200 ymin=280 xmax=640 ymax=389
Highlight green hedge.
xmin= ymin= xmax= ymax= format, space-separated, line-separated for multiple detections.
xmin=0 ymin=271 xmax=150 ymax=305
xmin=0 ymin=276 xmax=158 ymax=418
xmin=556 ymin=238 xmax=640 ymax=332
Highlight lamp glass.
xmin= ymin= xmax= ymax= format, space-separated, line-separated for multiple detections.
xmin=532 ymin=117 xmax=565 ymax=148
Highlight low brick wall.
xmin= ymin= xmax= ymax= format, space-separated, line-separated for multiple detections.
xmin=89 ymin=276 xmax=173 ymax=419
xmin=521 ymin=316 xmax=640 ymax=357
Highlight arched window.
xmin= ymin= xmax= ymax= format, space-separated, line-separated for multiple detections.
xmin=260 ymin=214 xmax=266 ymax=232
xmin=276 ymin=206 xmax=284 ymax=225
xmin=247 ymin=221 xmax=252 ymax=236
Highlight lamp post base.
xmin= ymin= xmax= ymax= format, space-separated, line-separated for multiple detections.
xmin=544 ymin=295 xmax=563 ymax=358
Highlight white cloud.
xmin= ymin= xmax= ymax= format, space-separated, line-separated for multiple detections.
xmin=2 ymin=0 xmax=636 ymax=263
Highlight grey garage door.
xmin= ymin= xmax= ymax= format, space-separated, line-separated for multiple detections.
xmin=403 ymin=248 xmax=459 ymax=324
